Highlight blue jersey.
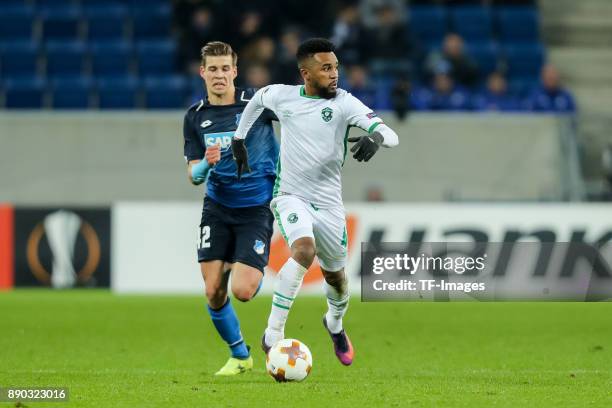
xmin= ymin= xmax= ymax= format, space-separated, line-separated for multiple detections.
xmin=183 ymin=88 xmax=279 ymax=208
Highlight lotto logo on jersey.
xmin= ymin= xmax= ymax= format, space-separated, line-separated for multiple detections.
xmin=204 ymin=131 xmax=234 ymax=152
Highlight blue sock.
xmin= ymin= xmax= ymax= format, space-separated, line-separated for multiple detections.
xmin=207 ymin=298 xmax=249 ymax=359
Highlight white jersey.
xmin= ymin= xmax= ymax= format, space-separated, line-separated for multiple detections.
xmin=235 ymin=84 xmax=386 ymax=208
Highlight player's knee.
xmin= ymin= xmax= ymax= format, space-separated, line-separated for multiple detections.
xmin=232 ymin=286 xmax=255 ymax=302
xmin=324 ymin=269 xmax=345 ymax=284
xmin=205 ymin=285 xmax=227 ymax=308
xmin=231 ymin=277 xmax=261 ymax=302
xmin=323 ymin=269 xmax=347 ymax=292
xmin=291 ymin=239 xmax=316 ymax=268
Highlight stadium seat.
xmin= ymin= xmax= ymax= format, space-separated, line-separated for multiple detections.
xmin=188 ymin=76 xmax=204 ymax=103
xmin=83 ymin=0 xmax=127 ymax=6
xmin=507 ymin=78 xmax=538 ymax=99
xmin=0 ymin=6 xmax=35 ymax=41
xmin=136 ymin=40 xmax=177 ymax=77
xmin=372 ymin=78 xmax=394 ymax=110
xmin=128 ymin=0 xmax=171 ymax=15
xmin=45 ymin=40 xmax=86 ymax=79
xmin=127 ymin=0 xmax=169 ymax=7
xmin=50 ymin=77 xmax=92 ymax=109
xmin=91 ymin=41 xmax=133 ymax=77
xmin=143 ymin=76 xmax=188 ymax=109
xmin=466 ymin=42 xmax=500 ymax=77
xmin=96 ymin=76 xmax=139 ymax=109
xmin=409 ymin=6 xmax=448 ymax=50
xmin=497 ymin=7 xmax=540 ymax=43
xmin=85 ymin=6 xmax=128 ymax=41
xmin=503 ymin=43 xmax=545 ymax=81
xmin=36 ymin=0 xmax=79 ymax=7
xmin=3 ymin=77 xmax=46 ymax=108
xmin=0 ymin=2 xmax=33 ymax=13
xmin=41 ymin=8 xmax=82 ymax=42
xmin=450 ymin=6 xmax=493 ymax=42
xmin=0 ymin=1 xmax=29 ymax=7
xmin=131 ymin=5 xmax=172 ymax=40
xmin=0 ymin=41 xmax=40 ymax=79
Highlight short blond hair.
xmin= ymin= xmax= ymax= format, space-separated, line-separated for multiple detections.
xmin=200 ymin=41 xmax=238 ymax=66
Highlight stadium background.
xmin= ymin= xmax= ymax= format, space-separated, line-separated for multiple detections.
xmin=0 ymin=0 xmax=611 ymax=407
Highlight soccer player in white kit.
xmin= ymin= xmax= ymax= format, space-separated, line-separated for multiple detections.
xmin=232 ymin=38 xmax=399 ymax=365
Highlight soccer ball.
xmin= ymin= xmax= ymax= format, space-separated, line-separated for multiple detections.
xmin=266 ymin=338 xmax=313 ymax=382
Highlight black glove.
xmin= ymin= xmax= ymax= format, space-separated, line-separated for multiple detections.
xmin=231 ymin=138 xmax=251 ymax=179
xmin=347 ymin=131 xmax=384 ymax=162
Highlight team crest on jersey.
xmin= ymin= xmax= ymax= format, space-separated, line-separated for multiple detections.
xmin=235 ymin=113 xmax=242 ymax=125
xmin=287 ymin=213 xmax=298 ymax=224
xmin=321 ymin=107 xmax=333 ymax=122
xmin=253 ymin=240 xmax=265 ymax=255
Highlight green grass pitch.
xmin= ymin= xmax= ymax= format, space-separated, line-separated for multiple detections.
xmin=0 ymin=290 xmax=610 ymax=407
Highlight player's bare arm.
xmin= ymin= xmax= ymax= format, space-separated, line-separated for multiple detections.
xmin=187 ymin=144 xmax=220 ymax=185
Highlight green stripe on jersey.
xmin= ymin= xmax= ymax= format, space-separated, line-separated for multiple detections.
xmin=273 ymin=156 xmax=281 ymax=197
xmin=299 ymin=85 xmax=322 ymax=99
xmin=341 ymin=226 xmax=348 ymax=247
xmin=342 ymin=125 xmax=353 ymax=166
xmin=368 ymin=121 xmax=382 ymax=133
xmin=273 ymin=205 xmax=288 ymax=243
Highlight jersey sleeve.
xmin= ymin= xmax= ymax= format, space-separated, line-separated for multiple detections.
xmin=235 ymin=85 xmax=280 ymax=140
xmin=183 ymin=110 xmax=204 ymax=162
xmin=343 ymin=92 xmax=384 ymax=133
xmin=258 ymin=84 xmax=281 ymax=111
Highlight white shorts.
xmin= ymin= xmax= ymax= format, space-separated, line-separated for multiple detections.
xmin=270 ymin=194 xmax=347 ymax=272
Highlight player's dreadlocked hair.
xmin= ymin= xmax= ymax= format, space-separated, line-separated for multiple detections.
xmin=296 ymin=38 xmax=336 ymax=67
xmin=200 ymin=41 xmax=238 ymax=66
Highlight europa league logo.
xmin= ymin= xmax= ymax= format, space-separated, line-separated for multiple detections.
xmin=26 ymin=210 xmax=101 ymax=288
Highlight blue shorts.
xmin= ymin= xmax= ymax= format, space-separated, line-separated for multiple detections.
xmin=197 ymin=196 xmax=274 ymax=273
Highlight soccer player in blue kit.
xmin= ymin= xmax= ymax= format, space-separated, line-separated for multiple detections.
xmin=182 ymin=41 xmax=279 ymax=376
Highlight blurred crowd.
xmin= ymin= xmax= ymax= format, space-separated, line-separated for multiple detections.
xmin=410 ymin=35 xmax=575 ymax=113
xmin=174 ymin=0 xmax=575 ymax=115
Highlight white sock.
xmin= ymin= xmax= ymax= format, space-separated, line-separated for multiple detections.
xmin=325 ymin=279 xmax=349 ymax=334
xmin=265 ymin=257 xmax=307 ymax=346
